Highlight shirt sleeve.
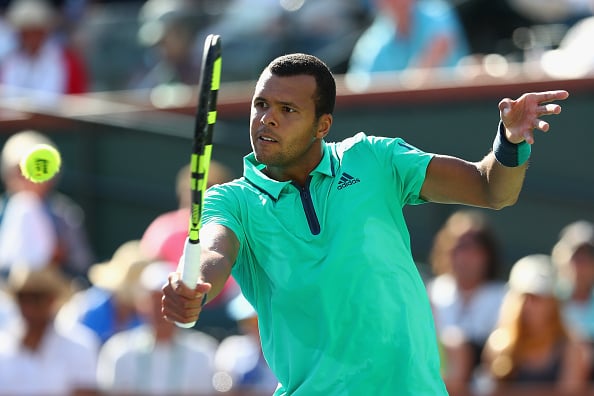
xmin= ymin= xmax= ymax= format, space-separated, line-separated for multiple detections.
xmin=365 ymin=134 xmax=434 ymax=205
xmin=202 ymin=184 xmax=246 ymax=249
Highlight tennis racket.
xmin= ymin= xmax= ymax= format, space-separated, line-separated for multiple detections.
xmin=176 ymin=34 xmax=222 ymax=328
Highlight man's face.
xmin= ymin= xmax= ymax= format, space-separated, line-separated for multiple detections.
xmin=249 ymin=71 xmax=330 ymax=177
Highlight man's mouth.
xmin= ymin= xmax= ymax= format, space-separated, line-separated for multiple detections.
xmin=259 ymin=136 xmax=277 ymax=142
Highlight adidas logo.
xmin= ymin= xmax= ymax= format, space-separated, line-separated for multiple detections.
xmin=337 ymin=172 xmax=361 ymax=190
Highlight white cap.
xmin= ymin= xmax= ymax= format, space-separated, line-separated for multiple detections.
xmin=551 ymin=220 xmax=594 ymax=267
xmin=139 ymin=260 xmax=172 ymax=292
xmin=508 ymin=254 xmax=556 ymax=296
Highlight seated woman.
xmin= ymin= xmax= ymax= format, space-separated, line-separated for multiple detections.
xmin=426 ymin=210 xmax=506 ymax=389
xmin=481 ymin=254 xmax=591 ymax=394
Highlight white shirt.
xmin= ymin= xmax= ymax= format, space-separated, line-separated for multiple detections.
xmin=0 ymin=321 xmax=99 ymax=395
xmin=97 ymin=325 xmax=218 ymax=395
xmin=427 ymin=274 xmax=506 ymax=344
xmin=0 ymin=37 xmax=66 ymax=105
xmin=0 ymin=191 xmax=57 ymax=272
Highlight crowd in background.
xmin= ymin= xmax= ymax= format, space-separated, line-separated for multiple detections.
xmin=0 ymin=0 xmax=593 ymax=100
xmin=427 ymin=211 xmax=594 ymax=395
xmin=0 ymin=0 xmax=593 ymax=395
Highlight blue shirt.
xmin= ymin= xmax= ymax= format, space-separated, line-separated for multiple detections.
xmin=349 ymin=0 xmax=469 ymax=74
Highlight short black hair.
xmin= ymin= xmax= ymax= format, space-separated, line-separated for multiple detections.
xmin=265 ymin=53 xmax=336 ymax=118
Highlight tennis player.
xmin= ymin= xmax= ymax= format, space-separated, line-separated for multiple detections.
xmin=162 ymin=53 xmax=568 ymax=395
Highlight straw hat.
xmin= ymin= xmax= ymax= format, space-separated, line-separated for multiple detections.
xmin=7 ymin=265 xmax=71 ymax=303
xmin=88 ymin=240 xmax=151 ymax=302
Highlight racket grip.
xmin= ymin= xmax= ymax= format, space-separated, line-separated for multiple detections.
xmin=175 ymin=239 xmax=202 ymax=328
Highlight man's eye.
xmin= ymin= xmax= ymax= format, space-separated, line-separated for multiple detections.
xmin=283 ymin=106 xmax=295 ymax=113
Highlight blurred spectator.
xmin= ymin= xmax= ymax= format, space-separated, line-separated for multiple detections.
xmin=140 ymin=160 xmax=240 ymax=341
xmin=68 ymin=0 xmax=367 ymax=87
xmin=97 ymin=260 xmax=218 ymax=395
xmin=202 ymin=0 xmax=371 ymax=79
xmin=347 ymin=0 xmax=469 ymax=81
xmin=194 ymin=0 xmax=284 ymax=82
xmin=214 ymin=292 xmax=278 ymax=396
xmin=279 ymin=0 xmax=373 ymax=73
xmin=56 ymin=240 xmax=150 ymax=344
xmin=0 ymin=130 xmax=95 ymax=285
xmin=128 ymin=0 xmax=204 ymax=90
xmin=70 ymin=0 xmax=147 ymax=91
xmin=552 ymin=221 xmax=594 ymax=346
xmin=0 ymin=0 xmax=88 ymax=105
xmin=426 ymin=210 xmax=506 ymax=389
xmin=481 ymin=254 xmax=591 ymax=394
xmin=0 ymin=266 xmax=99 ymax=396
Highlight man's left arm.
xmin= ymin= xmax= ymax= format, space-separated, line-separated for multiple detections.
xmin=420 ymin=90 xmax=569 ymax=209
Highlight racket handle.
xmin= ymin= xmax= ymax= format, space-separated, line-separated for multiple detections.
xmin=175 ymin=239 xmax=202 ymax=328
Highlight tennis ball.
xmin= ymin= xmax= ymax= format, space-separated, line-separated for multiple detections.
xmin=19 ymin=144 xmax=61 ymax=183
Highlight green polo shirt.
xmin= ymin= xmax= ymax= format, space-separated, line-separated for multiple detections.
xmin=202 ymin=132 xmax=447 ymax=395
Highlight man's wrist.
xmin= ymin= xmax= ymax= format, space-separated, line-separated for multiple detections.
xmin=493 ymin=121 xmax=531 ymax=167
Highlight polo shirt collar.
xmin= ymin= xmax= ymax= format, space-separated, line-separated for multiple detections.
xmin=243 ymin=140 xmax=336 ymax=200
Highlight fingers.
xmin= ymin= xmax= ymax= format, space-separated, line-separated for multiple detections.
xmin=537 ymin=103 xmax=562 ymax=116
xmin=532 ymin=89 xmax=569 ymax=103
xmin=533 ymin=118 xmax=550 ymax=132
xmin=499 ymin=90 xmax=567 ymax=144
xmin=161 ymin=292 xmax=202 ymax=324
xmin=161 ymin=272 xmax=212 ymax=324
xmin=167 ymin=272 xmax=211 ymax=297
xmin=522 ymin=116 xmax=550 ymax=144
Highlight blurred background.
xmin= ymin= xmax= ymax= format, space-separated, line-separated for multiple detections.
xmin=0 ymin=0 xmax=593 ymax=394
xmin=0 ymin=0 xmax=591 ymax=269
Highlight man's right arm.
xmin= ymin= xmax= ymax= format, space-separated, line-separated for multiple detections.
xmin=162 ymin=223 xmax=239 ymax=325
xmin=198 ymin=223 xmax=240 ymax=302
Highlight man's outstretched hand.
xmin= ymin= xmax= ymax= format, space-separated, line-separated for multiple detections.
xmin=499 ymin=90 xmax=569 ymax=144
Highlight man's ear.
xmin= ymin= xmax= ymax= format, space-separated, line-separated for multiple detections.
xmin=316 ymin=114 xmax=333 ymax=139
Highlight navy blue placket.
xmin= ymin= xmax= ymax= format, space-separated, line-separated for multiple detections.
xmin=292 ymin=176 xmax=321 ymax=235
